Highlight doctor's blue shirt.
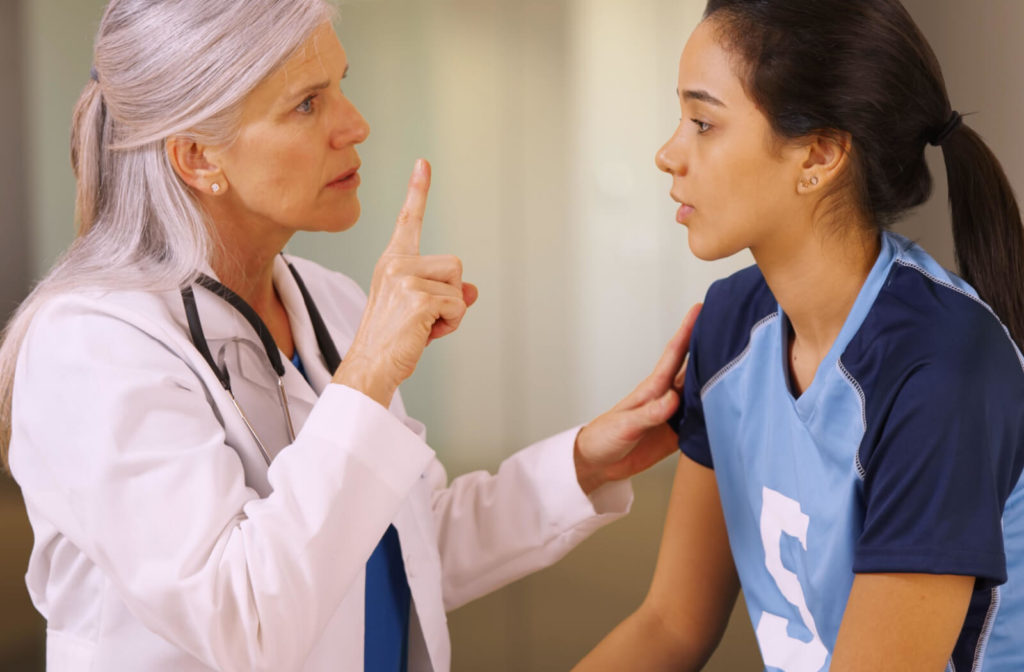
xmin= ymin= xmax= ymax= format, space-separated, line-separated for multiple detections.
xmin=291 ymin=351 xmax=410 ymax=672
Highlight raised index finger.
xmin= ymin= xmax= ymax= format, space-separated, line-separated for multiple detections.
xmin=387 ymin=158 xmax=431 ymax=255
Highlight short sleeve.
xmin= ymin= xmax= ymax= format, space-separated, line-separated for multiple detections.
xmin=853 ymin=348 xmax=1024 ymax=587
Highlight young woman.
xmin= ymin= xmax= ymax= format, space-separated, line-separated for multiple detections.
xmin=576 ymin=0 xmax=1024 ymax=670
xmin=0 ymin=1 xmax=697 ymax=669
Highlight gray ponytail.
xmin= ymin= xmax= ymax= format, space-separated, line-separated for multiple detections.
xmin=71 ymin=79 xmax=107 ymax=234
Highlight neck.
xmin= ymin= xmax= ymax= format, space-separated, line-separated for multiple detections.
xmin=202 ymin=203 xmax=297 ymax=358
xmin=753 ymin=219 xmax=881 ymax=358
xmin=208 ymin=218 xmax=293 ymax=314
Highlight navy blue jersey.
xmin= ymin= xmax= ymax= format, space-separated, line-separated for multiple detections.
xmin=675 ymin=232 xmax=1024 ymax=671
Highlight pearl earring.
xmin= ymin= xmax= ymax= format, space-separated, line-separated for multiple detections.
xmin=211 ymin=183 xmax=221 ymax=193
xmin=810 ymin=176 xmax=819 ymax=186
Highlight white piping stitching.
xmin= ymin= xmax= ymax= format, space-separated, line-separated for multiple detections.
xmin=837 ymin=359 xmax=868 ymax=480
xmin=700 ymin=312 xmax=779 ymax=400
xmin=894 ymin=259 xmax=1024 ymax=373
xmin=972 ymin=586 xmax=1000 ymax=671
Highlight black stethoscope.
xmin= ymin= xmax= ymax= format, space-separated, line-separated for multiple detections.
xmin=181 ymin=256 xmax=342 ymax=465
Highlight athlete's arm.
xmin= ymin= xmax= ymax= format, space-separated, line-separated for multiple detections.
xmin=573 ymin=453 xmax=739 ymax=671
xmin=830 ymin=572 xmax=973 ymax=671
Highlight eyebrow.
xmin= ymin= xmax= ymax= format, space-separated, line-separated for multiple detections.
xmin=678 ymin=88 xmax=727 ymax=107
xmin=288 ymin=65 xmax=349 ymax=101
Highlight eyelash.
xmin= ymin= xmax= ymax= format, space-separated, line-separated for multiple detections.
xmin=295 ymin=74 xmax=348 ymax=116
xmin=692 ymin=119 xmax=712 ymax=134
xmin=297 ymin=95 xmax=318 ymax=114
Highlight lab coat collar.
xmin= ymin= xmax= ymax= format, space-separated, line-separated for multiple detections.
xmin=273 ymin=254 xmax=337 ymax=395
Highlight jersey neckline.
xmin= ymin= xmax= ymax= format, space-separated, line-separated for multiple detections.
xmin=776 ymin=232 xmax=899 ymax=420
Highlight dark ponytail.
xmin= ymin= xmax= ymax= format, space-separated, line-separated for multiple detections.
xmin=941 ymin=125 xmax=1024 ymax=347
xmin=704 ymin=0 xmax=1024 ymax=347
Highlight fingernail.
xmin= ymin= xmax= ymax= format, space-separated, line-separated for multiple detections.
xmin=415 ymin=158 xmax=425 ymax=175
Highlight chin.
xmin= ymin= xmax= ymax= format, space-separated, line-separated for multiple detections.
xmin=315 ymin=203 xmax=361 ymax=233
xmin=686 ymin=228 xmax=743 ymax=262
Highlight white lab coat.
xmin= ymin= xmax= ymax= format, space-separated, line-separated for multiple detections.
xmin=9 ymin=255 xmax=632 ymax=672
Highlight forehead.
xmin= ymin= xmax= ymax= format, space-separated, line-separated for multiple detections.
xmin=277 ymin=21 xmax=346 ymax=83
xmin=678 ymin=19 xmax=748 ymax=107
xmin=246 ymin=22 xmax=346 ymax=108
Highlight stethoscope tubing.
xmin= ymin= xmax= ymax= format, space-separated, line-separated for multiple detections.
xmin=181 ymin=255 xmax=341 ymax=465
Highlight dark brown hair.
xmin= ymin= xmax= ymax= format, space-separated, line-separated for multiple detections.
xmin=705 ymin=0 xmax=1024 ymax=347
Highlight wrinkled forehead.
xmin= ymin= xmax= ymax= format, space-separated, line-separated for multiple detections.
xmin=244 ymin=22 xmax=345 ymax=110
xmin=273 ymin=22 xmax=344 ymax=88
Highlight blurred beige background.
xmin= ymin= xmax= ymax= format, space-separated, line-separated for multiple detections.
xmin=0 ymin=1 xmax=1020 ymax=670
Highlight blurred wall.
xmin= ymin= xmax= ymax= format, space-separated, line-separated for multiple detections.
xmin=896 ymin=0 xmax=1024 ymax=265
xmin=0 ymin=1 xmax=30 ymax=315
xmin=0 ymin=4 xmax=44 ymax=671
xmin=6 ymin=1 xmax=1023 ymax=671
xmin=301 ymin=2 xmax=758 ymax=669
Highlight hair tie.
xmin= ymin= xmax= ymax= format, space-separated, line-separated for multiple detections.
xmin=90 ymin=66 xmax=99 ymax=83
xmin=929 ymin=111 xmax=963 ymax=146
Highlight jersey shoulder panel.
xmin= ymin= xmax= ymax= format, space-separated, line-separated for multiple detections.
xmin=691 ymin=264 xmax=778 ymax=393
xmin=674 ymin=265 xmax=777 ymax=468
xmin=842 ymin=255 xmax=1024 ymax=585
xmin=843 ymin=256 xmax=1024 ymax=472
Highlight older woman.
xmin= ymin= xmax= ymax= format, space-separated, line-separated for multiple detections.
xmin=0 ymin=1 xmax=696 ymax=670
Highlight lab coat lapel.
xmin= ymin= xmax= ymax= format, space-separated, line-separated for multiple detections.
xmin=272 ymin=255 xmax=333 ymax=399
xmin=183 ymin=261 xmax=451 ymax=669
xmin=393 ymin=488 xmax=449 ymax=672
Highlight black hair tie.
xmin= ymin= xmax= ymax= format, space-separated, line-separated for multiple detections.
xmin=929 ymin=111 xmax=963 ymax=146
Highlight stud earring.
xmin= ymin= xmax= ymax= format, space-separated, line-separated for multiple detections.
xmin=810 ymin=176 xmax=819 ymax=186
xmin=211 ymin=183 xmax=221 ymax=194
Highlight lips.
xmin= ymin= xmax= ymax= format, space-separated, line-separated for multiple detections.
xmin=326 ymin=165 xmax=361 ymax=190
xmin=676 ymin=203 xmax=695 ymax=223
xmin=670 ymin=192 xmax=695 ymax=223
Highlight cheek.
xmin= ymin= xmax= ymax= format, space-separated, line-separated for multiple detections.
xmin=229 ymin=126 xmax=322 ymax=218
xmin=717 ymin=147 xmax=788 ymax=224
xmin=684 ymin=142 xmax=788 ymax=258
xmin=693 ymin=141 xmax=750 ymax=222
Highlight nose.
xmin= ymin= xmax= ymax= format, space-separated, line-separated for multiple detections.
xmin=655 ymin=125 xmax=686 ymax=176
xmin=330 ymin=94 xmax=370 ymax=149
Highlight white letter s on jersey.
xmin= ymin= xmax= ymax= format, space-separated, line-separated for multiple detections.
xmin=756 ymin=487 xmax=829 ymax=672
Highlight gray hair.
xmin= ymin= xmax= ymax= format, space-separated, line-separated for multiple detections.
xmin=1 ymin=0 xmax=335 ymax=462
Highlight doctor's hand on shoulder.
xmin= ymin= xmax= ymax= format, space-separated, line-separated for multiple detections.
xmin=574 ymin=303 xmax=701 ymax=494
xmin=333 ymin=159 xmax=479 ymax=408
xmin=333 ymin=155 xmax=700 ymax=496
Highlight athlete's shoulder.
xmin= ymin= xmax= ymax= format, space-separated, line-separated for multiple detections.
xmin=843 ymin=234 xmax=1024 ymax=486
xmin=847 ymin=234 xmax=1023 ymax=385
xmin=691 ymin=264 xmax=778 ymax=386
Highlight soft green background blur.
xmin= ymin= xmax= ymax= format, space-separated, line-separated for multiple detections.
xmin=1 ymin=1 xmax=1021 ymax=670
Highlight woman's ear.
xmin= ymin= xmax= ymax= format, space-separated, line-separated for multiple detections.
xmin=165 ymin=137 xmax=227 ymax=195
xmin=797 ymin=131 xmax=853 ymax=194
